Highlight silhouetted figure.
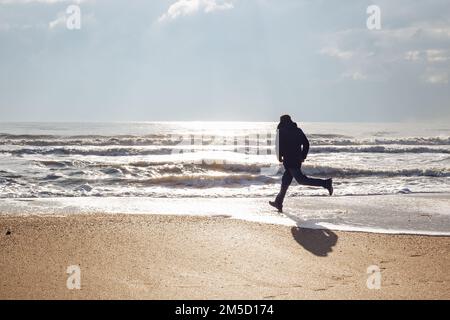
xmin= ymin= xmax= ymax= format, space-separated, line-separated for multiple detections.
xmin=269 ymin=115 xmax=333 ymax=212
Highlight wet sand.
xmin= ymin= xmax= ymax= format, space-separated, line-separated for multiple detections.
xmin=1 ymin=214 xmax=449 ymax=299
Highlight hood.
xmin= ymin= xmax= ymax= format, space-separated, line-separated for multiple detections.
xmin=277 ymin=120 xmax=298 ymax=130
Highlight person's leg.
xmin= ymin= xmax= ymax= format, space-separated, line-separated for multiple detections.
xmin=288 ymin=167 xmax=328 ymax=188
xmin=274 ymin=169 xmax=293 ymax=205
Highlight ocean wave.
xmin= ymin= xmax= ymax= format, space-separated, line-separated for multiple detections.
xmin=302 ymin=166 xmax=450 ymax=178
xmin=51 ymin=174 xmax=278 ymax=188
xmin=312 ymin=137 xmax=450 ymax=146
xmin=1 ymin=147 xmax=175 ymax=156
xmin=30 ymin=159 xmax=450 ymax=178
xmin=1 ymin=144 xmax=450 ymax=157
xmin=312 ymin=146 xmax=450 ymax=154
xmin=34 ymin=160 xmax=272 ymax=175
xmin=1 ymin=133 xmax=450 ymax=147
xmin=0 ymin=134 xmax=180 ymax=147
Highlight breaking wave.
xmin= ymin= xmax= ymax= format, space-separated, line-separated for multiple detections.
xmin=1 ymin=145 xmax=450 ymax=157
xmin=1 ymin=123 xmax=449 ymax=198
xmin=28 ymin=159 xmax=450 ymax=178
xmin=1 ymin=133 xmax=450 ymax=147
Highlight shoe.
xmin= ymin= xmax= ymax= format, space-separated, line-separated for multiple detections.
xmin=326 ymin=178 xmax=333 ymax=196
xmin=269 ymin=201 xmax=283 ymax=213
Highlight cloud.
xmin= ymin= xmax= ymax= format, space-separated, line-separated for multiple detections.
xmin=426 ymin=49 xmax=450 ymax=62
xmin=423 ymin=68 xmax=448 ymax=84
xmin=342 ymin=71 xmax=367 ymax=81
xmin=319 ymin=47 xmax=354 ymax=60
xmin=319 ymin=19 xmax=450 ymax=84
xmin=405 ymin=49 xmax=450 ymax=62
xmin=158 ymin=0 xmax=233 ymax=23
xmin=405 ymin=50 xmax=421 ymax=61
xmin=404 ymin=49 xmax=450 ymax=62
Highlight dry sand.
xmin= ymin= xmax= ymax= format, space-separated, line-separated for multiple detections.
xmin=0 ymin=214 xmax=449 ymax=299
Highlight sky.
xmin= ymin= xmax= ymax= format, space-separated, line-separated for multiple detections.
xmin=0 ymin=0 xmax=449 ymax=122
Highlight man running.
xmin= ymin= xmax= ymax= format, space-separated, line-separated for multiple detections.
xmin=269 ymin=115 xmax=333 ymax=213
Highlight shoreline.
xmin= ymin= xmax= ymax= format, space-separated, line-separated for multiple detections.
xmin=1 ymin=214 xmax=449 ymax=299
xmin=1 ymin=192 xmax=450 ymax=236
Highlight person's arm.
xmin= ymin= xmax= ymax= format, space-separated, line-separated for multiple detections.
xmin=299 ymin=129 xmax=309 ymax=161
xmin=275 ymin=129 xmax=283 ymax=162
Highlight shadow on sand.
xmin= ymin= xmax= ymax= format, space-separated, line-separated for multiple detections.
xmin=283 ymin=212 xmax=338 ymax=257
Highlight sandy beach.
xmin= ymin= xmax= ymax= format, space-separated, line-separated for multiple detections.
xmin=2 ymin=0 xmax=450 ymax=303
xmin=1 ymin=214 xmax=449 ymax=299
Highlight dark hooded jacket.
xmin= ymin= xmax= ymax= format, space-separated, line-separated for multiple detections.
xmin=276 ymin=119 xmax=310 ymax=168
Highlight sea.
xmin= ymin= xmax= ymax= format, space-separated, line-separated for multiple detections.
xmin=0 ymin=121 xmax=449 ymax=235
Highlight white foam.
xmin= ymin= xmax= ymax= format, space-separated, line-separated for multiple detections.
xmin=1 ymin=194 xmax=449 ymax=236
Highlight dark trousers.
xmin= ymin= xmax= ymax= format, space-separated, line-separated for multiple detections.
xmin=275 ymin=165 xmax=327 ymax=205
